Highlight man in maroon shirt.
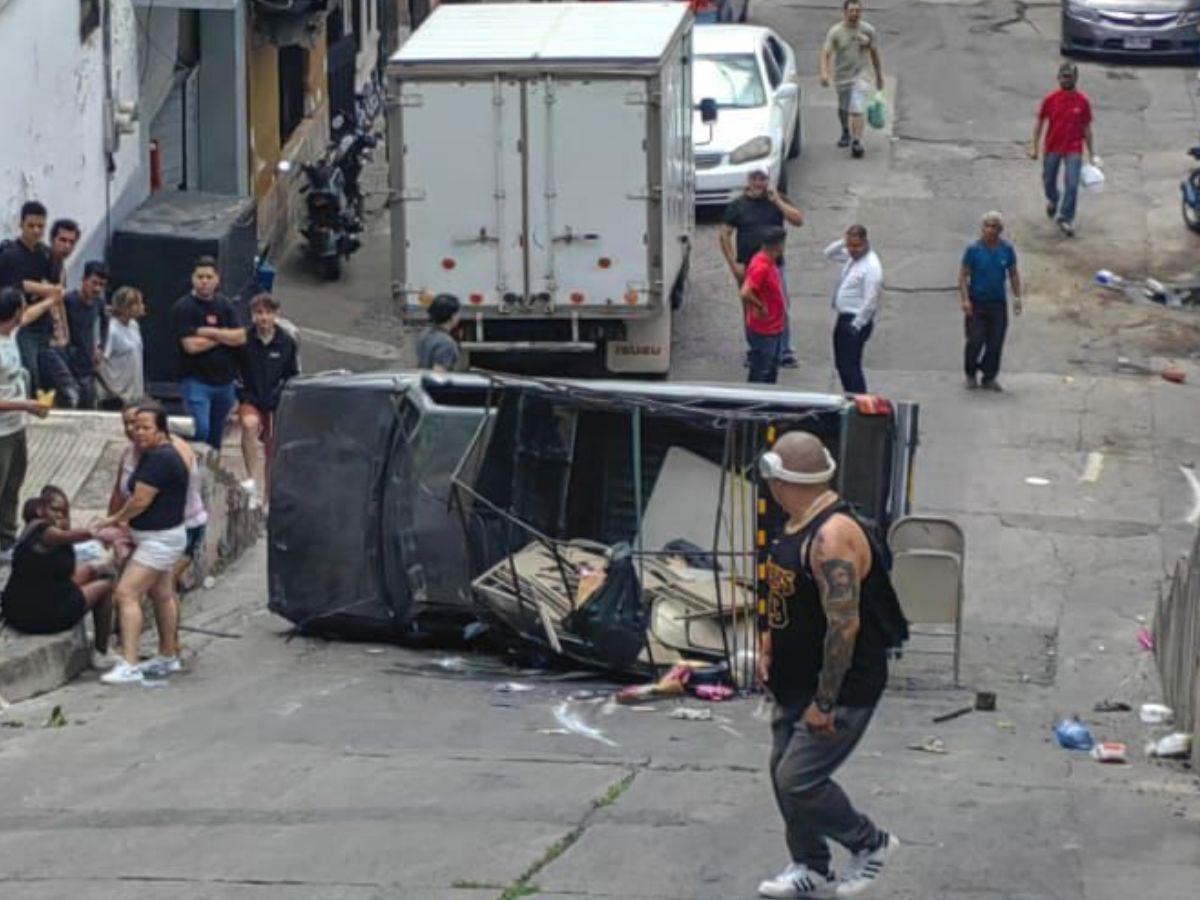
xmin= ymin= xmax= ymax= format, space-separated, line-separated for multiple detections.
xmin=1029 ymin=62 xmax=1095 ymax=237
xmin=739 ymin=227 xmax=788 ymax=384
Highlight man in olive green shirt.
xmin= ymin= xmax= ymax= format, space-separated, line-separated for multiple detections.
xmin=820 ymin=0 xmax=884 ymax=159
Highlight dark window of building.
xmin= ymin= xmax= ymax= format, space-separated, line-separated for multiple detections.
xmin=278 ymin=46 xmax=309 ymax=145
xmin=80 ymin=0 xmax=100 ymax=42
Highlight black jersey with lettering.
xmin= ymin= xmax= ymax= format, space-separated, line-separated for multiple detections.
xmin=765 ymin=502 xmax=890 ymax=707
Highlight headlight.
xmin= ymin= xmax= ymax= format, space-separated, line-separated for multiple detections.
xmin=1178 ymin=10 xmax=1200 ymax=25
xmin=730 ymin=136 xmax=773 ymax=165
xmin=1065 ymin=1 xmax=1099 ymax=22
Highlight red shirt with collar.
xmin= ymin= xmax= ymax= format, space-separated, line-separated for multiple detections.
xmin=1039 ymin=88 xmax=1092 ymax=156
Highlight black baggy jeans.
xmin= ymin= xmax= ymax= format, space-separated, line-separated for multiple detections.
xmin=964 ymin=301 xmax=1008 ymax=383
xmin=769 ymin=697 xmax=881 ymax=875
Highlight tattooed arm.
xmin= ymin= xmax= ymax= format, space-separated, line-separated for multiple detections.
xmin=804 ymin=516 xmax=872 ymax=734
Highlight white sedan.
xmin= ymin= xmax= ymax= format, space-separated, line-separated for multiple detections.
xmin=692 ymin=25 xmax=801 ymax=206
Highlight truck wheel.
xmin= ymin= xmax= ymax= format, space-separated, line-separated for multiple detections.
xmin=670 ymin=255 xmax=690 ymax=311
xmin=787 ymin=110 xmax=802 ymax=160
xmin=321 ymin=256 xmax=342 ymax=280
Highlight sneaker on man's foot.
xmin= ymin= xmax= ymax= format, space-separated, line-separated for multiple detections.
xmin=240 ymin=478 xmax=262 ymax=510
xmin=1046 ymin=202 xmax=1057 ymax=219
xmin=838 ymin=132 xmax=852 ymax=148
xmin=965 ymin=375 xmax=978 ymax=390
xmin=139 ymin=656 xmax=182 ymax=678
xmin=837 ymin=832 xmax=899 ymax=896
xmin=91 ymin=649 xmax=122 ymax=671
xmin=781 ymin=354 xmax=800 ymax=369
xmin=851 ymin=140 xmax=865 ymax=159
xmin=980 ymin=379 xmax=1003 ymax=392
xmin=1057 ymin=219 xmax=1075 ymax=237
xmin=759 ymin=863 xmax=838 ymax=899
xmin=100 ymin=661 xmax=144 ymax=685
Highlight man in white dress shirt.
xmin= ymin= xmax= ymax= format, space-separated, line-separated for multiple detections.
xmin=824 ymin=224 xmax=882 ymax=394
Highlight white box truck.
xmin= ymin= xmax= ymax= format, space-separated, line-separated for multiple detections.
xmin=386 ymin=2 xmax=694 ymax=375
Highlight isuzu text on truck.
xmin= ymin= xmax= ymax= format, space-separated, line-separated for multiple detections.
xmin=386 ymin=2 xmax=694 ymax=375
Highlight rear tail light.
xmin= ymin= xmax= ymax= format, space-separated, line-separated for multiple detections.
xmin=570 ymin=291 xmax=585 ymax=305
xmin=854 ymin=395 xmax=894 ymax=416
xmin=598 ymin=257 xmax=613 ymax=269
xmin=469 ymin=292 xmax=484 ymax=304
xmin=441 ymin=258 xmax=456 ymax=270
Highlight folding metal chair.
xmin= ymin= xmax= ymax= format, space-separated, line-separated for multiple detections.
xmin=888 ymin=517 xmax=965 ymax=686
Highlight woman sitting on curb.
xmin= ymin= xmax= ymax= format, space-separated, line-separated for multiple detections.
xmin=0 ymin=486 xmax=119 ymax=670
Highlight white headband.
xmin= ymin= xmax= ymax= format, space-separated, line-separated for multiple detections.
xmin=758 ymin=448 xmax=837 ymax=485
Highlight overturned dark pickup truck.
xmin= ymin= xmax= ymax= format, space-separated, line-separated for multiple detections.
xmin=267 ymin=373 xmax=919 ymax=677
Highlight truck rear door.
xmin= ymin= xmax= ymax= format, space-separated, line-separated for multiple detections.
xmin=524 ymin=76 xmax=655 ymax=311
xmin=398 ymin=79 xmax=523 ymax=310
xmin=840 ymin=398 xmax=920 ymax=536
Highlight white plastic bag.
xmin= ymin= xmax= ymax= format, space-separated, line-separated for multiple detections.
xmin=1081 ymin=162 xmax=1105 ymax=191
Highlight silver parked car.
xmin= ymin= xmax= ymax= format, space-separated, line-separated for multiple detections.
xmin=1061 ymin=0 xmax=1200 ymax=59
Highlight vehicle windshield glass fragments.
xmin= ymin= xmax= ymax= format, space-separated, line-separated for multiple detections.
xmin=693 ymin=55 xmax=767 ymax=108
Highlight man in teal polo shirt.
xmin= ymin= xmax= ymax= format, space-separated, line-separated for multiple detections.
xmin=959 ymin=211 xmax=1022 ymax=391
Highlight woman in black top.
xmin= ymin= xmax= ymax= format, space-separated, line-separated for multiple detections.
xmin=1 ymin=487 xmax=117 ymax=668
xmin=95 ymin=404 xmax=190 ymax=685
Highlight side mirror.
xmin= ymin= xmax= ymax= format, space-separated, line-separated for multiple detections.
xmin=774 ymin=84 xmax=799 ymax=104
xmin=699 ymin=97 xmax=718 ymax=124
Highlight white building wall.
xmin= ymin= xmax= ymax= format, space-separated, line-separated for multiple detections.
xmin=0 ymin=0 xmax=148 ymax=281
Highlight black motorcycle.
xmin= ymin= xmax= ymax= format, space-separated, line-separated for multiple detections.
xmin=1181 ymin=144 xmax=1200 ymax=233
xmin=281 ymin=148 xmax=361 ymax=280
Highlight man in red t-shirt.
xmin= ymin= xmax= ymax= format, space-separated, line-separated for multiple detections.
xmin=1029 ymin=62 xmax=1095 ymax=237
xmin=739 ymin=227 xmax=789 ymax=384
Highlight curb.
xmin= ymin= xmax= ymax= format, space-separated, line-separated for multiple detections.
xmin=0 ymin=625 xmax=90 ymax=707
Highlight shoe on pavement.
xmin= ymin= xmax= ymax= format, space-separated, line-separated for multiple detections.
xmin=241 ymin=478 xmax=262 ymax=510
xmin=851 ymin=140 xmax=865 ymax=159
xmin=965 ymin=375 xmax=978 ymax=390
xmin=1057 ymin=219 xmax=1075 ymax=237
xmin=837 ymin=832 xmax=900 ymax=896
xmin=139 ymin=656 xmax=183 ymax=678
xmin=759 ymin=863 xmax=838 ymax=899
xmin=100 ymin=661 xmax=144 ymax=685
xmin=91 ymin=649 xmax=122 ymax=671
xmin=781 ymin=355 xmax=800 ymax=369
xmin=980 ymin=379 xmax=1002 ymax=392
xmin=1046 ymin=202 xmax=1057 ymax=219
xmin=838 ymin=132 xmax=851 ymax=148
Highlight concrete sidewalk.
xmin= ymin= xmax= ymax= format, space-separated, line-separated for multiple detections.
xmin=0 ymin=412 xmax=261 ymax=705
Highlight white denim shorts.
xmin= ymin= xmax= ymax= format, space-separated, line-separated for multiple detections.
xmin=130 ymin=526 xmax=187 ymax=571
xmin=837 ymin=80 xmax=870 ymax=116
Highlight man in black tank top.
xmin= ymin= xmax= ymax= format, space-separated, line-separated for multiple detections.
xmin=755 ymin=431 xmax=899 ymax=899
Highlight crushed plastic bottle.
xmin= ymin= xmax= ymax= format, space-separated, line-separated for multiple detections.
xmin=1094 ymin=269 xmax=1122 ymax=289
xmin=1053 ymin=717 xmax=1095 ymax=751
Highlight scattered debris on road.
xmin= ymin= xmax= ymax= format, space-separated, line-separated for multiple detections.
xmin=908 ymin=736 xmax=949 ymax=754
xmin=1146 ymin=733 xmax=1192 ymax=759
xmin=669 ymin=707 xmax=714 ymax=722
xmin=1053 ymin=717 xmax=1095 ymax=751
xmin=1090 ymin=741 xmax=1128 ymax=764
xmin=1138 ymin=703 xmax=1173 ymax=725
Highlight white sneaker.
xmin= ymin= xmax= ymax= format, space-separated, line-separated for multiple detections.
xmin=759 ymin=863 xmax=838 ymax=899
xmin=91 ymin=649 xmax=122 ymax=671
xmin=139 ymin=656 xmax=182 ymax=678
xmin=100 ymin=661 xmax=144 ymax=685
xmin=837 ymin=832 xmax=899 ymax=896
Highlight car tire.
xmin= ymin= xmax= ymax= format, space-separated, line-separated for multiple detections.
xmin=787 ymin=110 xmax=802 ymax=160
